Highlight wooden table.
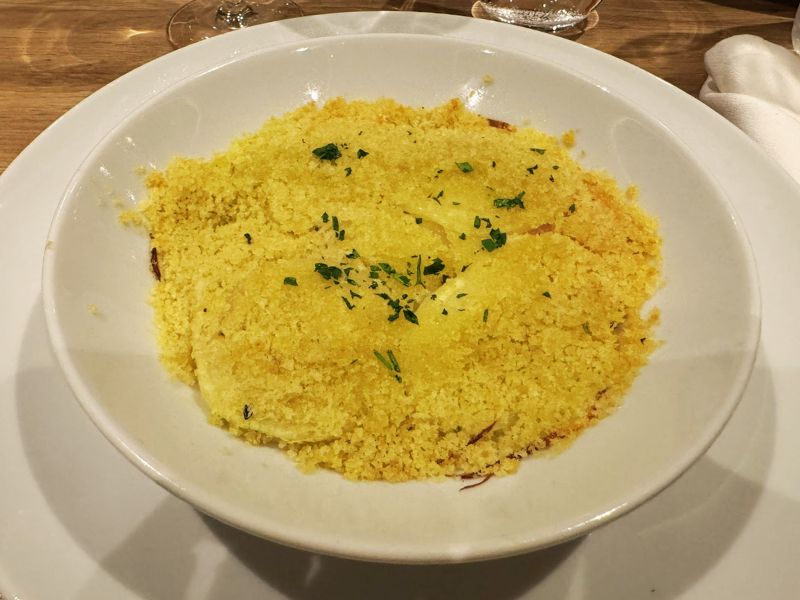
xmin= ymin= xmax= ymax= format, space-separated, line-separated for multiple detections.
xmin=0 ymin=0 xmax=795 ymax=175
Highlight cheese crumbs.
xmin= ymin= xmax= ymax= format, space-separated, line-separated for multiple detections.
xmin=128 ymin=98 xmax=662 ymax=482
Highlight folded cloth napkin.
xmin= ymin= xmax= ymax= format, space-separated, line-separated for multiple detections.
xmin=700 ymin=34 xmax=800 ymax=183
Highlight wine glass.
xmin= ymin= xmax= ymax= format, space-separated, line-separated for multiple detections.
xmin=168 ymin=0 xmax=304 ymax=48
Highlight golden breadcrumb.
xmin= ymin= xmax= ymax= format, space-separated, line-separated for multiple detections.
xmin=126 ymin=98 xmax=661 ymax=482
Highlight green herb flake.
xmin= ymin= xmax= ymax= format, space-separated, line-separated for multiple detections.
xmin=357 ymin=148 xmax=369 ymax=159
xmin=542 ymin=291 xmax=552 ymax=298
xmin=350 ymin=290 xmax=362 ymax=299
xmin=552 ymin=165 xmax=560 ymax=170
xmin=482 ymin=228 xmax=507 ymax=252
xmin=569 ymin=203 xmax=576 ymax=214
xmin=459 ymin=232 xmax=466 ymax=240
xmin=338 ymin=229 xmax=346 ymax=241
xmin=283 ymin=277 xmax=298 ymax=286
xmin=244 ymin=232 xmax=252 ymax=244
xmin=423 ymin=258 xmax=445 ymax=276
xmin=456 ymin=161 xmax=474 ymax=173
xmin=442 ymin=308 xmax=449 ymax=315
xmin=491 ymin=160 xmax=496 ymax=168
xmin=332 ymin=216 xmax=339 ymax=232
xmin=341 ymin=296 xmax=355 ymax=310
xmin=549 ymin=175 xmax=555 ymax=182
xmin=456 ymin=293 xmax=468 ymax=299
xmin=321 ymin=212 xmax=329 ymax=223
xmin=345 ymin=248 xmax=360 ymax=259
xmin=415 ymin=217 xmax=423 ymax=224
xmin=527 ymin=165 xmax=538 ymax=174
xmin=582 ymin=322 xmax=592 ymax=335
xmin=483 ymin=309 xmax=489 ymax=322
xmin=531 ymin=147 xmax=546 ymax=155
xmin=387 ymin=350 xmax=401 ymax=372
xmin=344 ymin=167 xmax=352 ymax=177
xmin=312 ymin=142 xmax=341 ymax=161
xmin=243 ymin=404 xmax=252 ymax=420
xmin=403 ymin=309 xmax=419 ymax=325
xmin=494 ymin=191 xmax=526 ymax=209
xmin=473 ymin=216 xmax=481 ymax=229
xmin=314 ymin=263 xmax=343 ymax=281
xmin=374 ymin=350 xmax=402 ymax=382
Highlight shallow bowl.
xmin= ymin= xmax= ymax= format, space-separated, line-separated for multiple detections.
xmin=42 ymin=14 xmax=760 ymax=564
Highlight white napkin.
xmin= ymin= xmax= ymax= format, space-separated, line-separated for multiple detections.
xmin=700 ymin=34 xmax=800 ymax=183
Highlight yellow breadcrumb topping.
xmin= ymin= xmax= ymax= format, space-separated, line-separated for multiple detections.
xmin=128 ymin=98 xmax=661 ymax=482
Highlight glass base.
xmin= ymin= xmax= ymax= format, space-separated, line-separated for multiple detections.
xmin=473 ymin=1 xmax=598 ymax=34
xmin=168 ymin=0 xmax=304 ymax=48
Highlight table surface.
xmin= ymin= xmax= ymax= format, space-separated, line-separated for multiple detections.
xmin=0 ymin=0 xmax=797 ymax=174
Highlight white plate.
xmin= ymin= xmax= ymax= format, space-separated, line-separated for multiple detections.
xmin=2 ymin=10 xmax=800 ymax=598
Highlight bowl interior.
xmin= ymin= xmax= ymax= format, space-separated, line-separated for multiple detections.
xmin=42 ymin=32 xmax=759 ymax=563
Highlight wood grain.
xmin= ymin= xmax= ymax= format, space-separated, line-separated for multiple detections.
xmin=1 ymin=0 xmax=796 ymax=173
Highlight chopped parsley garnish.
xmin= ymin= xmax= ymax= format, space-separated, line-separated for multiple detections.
xmin=244 ymin=233 xmax=252 ymax=244
xmin=350 ymin=290 xmax=362 ymax=299
xmin=243 ymin=404 xmax=252 ymax=420
xmin=423 ymin=258 xmax=445 ymax=276
xmin=530 ymin=147 xmax=546 ymax=154
xmin=283 ymin=277 xmax=298 ymax=286
xmin=341 ymin=296 xmax=355 ymax=310
xmin=312 ymin=142 xmax=341 ymax=161
xmin=473 ymin=216 xmax=481 ymax=229
xmin=332 ymin=216 xmax=339 ymax=232
xmin=483 ymin=308 xmax=489 ymax=322
xmin=461 ymin=264 xmax=471 ymax=272
xmin=337 ymin=229 xmax=346 ymax=241
xmin=345 ymin=248 xmax=360 ymax=259
xmin=344 ymin=167 xmax=352 ymax=177
xmin=582 ymin=322 xmax=592 ymax=335
xmin=542 ymin=291 xmax=552 ymax=298
xmin=549 ymin=175 xmax=555 ymax=182
xmin=387 ymin=350 xmax=400 ymax=373
xmin=491 ymin=160 xmax=496 ymax=168
xmin=456 ymin=161 xmax=474 ymax=173
xmin=415 ymin=217 xmax=423 ymax=224
xmin=314 ymin=263 xmax=343 ymax=281
xmin=459 ymin=232 xmax=466 ymax=240
xmin=568 ymin=203 xmax=576 ymax=213
xmin=374 ymin=349 xmax=402 ymax=383
xmin=357 ymin=148 xmax=369 ymax=159
xmin=527 ymin=165 xmax=538 ymax=174
xmin=442 ymin=308 xmax=449 ymax=315
xmin=493 ymin=191 xmax=526 ymax=209
xmin=431 ymin=190 xmax=444 ymax=204
xmin=403 ymin=309 xmax=419 ymax=325
xmin=456 ymin=293 xmax=468 ymax=299
xmin=553 ymin=165 xmax=560 ymax=170
xmin=481 ymin=228 xmax=507 ymax=252
xmin=321 ymin=212 xmax=329 ymax=223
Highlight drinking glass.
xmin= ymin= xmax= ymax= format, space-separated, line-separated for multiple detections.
xmin=168 ymin=0 xmax=304 ymax=48
xmin=477 ymin=0 xmax=603 ymax=32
